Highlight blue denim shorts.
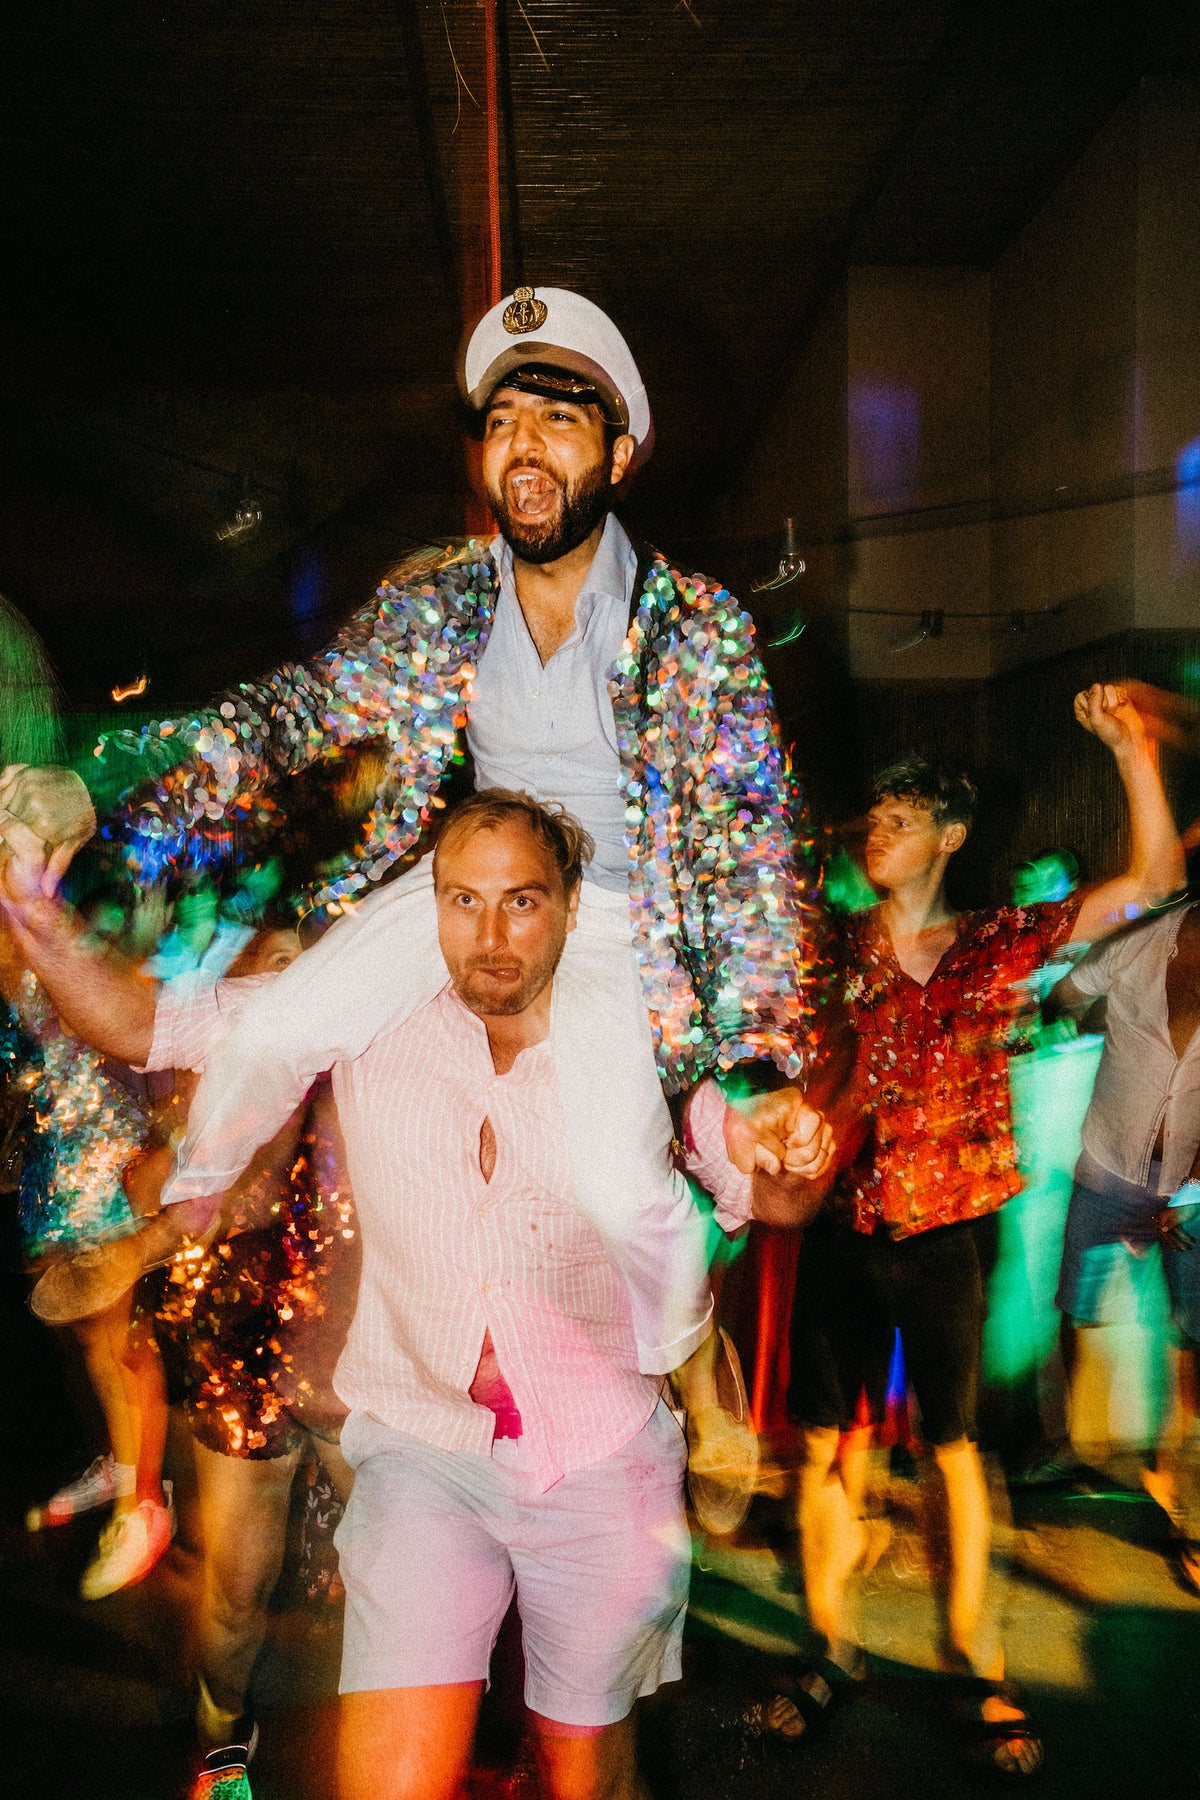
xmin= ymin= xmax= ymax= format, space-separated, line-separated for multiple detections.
xmin=1056 ymin=1169 xmax=1200 ymax=1342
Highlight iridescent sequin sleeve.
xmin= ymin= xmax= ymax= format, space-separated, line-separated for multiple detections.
xmin=614 ymin=563 xmax=821 ymax=1091
xmin=106 ymin=548 xmax=498 ymax=890
xmin=682 ymin=595 xmax=819 ymax=1079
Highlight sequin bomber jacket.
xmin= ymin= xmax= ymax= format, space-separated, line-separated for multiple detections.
xmin=118 ymin=541 xmax=818 ymax=1093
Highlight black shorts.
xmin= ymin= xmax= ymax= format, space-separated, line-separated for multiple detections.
xmin=788 ymin=1216 xmax=985 ymax=1447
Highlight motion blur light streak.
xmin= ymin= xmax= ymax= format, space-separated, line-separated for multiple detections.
xmin=988 ymin=1033 xmax=1102 ymax=1391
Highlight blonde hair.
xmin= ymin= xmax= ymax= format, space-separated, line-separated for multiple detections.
xmin=434 ymin=789 xmax=594 ymax=893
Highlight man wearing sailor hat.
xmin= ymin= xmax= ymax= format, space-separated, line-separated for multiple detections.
xmin=78 ymin=284 xmax=832 ymax=1788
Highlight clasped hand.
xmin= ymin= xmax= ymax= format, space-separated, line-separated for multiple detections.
xmin=723 ymin=1086 xmax=835 ymax=1182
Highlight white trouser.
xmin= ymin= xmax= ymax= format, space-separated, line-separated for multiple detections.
xmin=163 ymin=857 xmax=714 ymax=1374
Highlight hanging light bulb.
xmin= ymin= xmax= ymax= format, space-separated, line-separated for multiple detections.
xmin=752 ymin=516 xmax=807 ymax=592
xmin=216 ymin=475 xmax=264 ymax=544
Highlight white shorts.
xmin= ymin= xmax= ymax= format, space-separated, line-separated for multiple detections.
xmin=335 ymin=1400 xmax=690 ymax=1728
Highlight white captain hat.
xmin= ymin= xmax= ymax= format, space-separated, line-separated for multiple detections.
xmin=460 ymin=286 xmax=654 ymax=460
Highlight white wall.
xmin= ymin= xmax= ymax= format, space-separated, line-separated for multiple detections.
xmin=989 ymin=97 xmax=1140 ymax=675
xmin=1133 ymin=77 xmax=1200 ymax=629
xmin=846 ymin=266 xmax=990 ymax=679
xmin=725 ymin=78 xmax=1200 ymax=684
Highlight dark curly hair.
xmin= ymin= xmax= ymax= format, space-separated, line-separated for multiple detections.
xmin=870 ymin=757 xmax=977 ymax=833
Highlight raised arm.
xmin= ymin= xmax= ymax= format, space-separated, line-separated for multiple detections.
xmin=1071 ymin=681 xmax=1186 ymax=944
xmin=108 ymin=547 xmax=495 ymax=895
xmin=0 ymin=802 xmax=159 ymax=1064
xmin=155 ymin=861 xmax=444 ymax=1206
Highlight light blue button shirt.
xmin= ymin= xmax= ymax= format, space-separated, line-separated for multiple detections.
xmin=466 ymin=514 xmax=637 ymax=892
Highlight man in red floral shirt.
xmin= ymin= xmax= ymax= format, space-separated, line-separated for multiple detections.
xmin=777 ymin=683 xmax=1183 ymax=1778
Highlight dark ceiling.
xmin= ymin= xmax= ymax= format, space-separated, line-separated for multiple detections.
xmin=2 ymin=0 xmax=1197 ymax=710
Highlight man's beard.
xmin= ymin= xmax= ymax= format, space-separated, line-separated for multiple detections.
xmin=452 ymin=939 xmax=566 ymax=1019
xmin=488 ymin=450 xmax=613 ymax=565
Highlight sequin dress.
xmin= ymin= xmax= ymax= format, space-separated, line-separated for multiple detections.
xmin=5 ymin=972 xmax=147 ymax=1260
xmin=154 ymin=1080 xmax=358 ymax=1459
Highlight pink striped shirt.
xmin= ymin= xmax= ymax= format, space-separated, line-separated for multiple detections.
xmin=152 ymin=973 xmax=753 ymax=1493
xmin=147 ymin=968 xmax=266 ymax=1073
xmin=334 ymin=985 xmax=751 ymax=1492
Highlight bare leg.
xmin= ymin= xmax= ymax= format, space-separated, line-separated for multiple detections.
xmin=73 ymin=1307 xmax=139 ymax=1517
xmin=837 ymin=1425 xmax=891 ymax=1579
xmin=1146 ymin=1330 xmax=1199 ymax=1494
xmin=838 ymin=1428 xmax=873 ymax=1524
xmin=669 ymin=1328 xmax=718 ymax=1413
xmin=667 ymin=1326 xmax=757 ymax=1539
xmin=1145 ymin=1334 xmax=1200 ymax=1587
xmin=798 ymin=1425 xmax=869 ymax=1670
xmin=932 ymin=1436 xmax=1041 ymax=1772
xmin=65 ymin=1290 xmax=173 ymax=1597
xmin=743 ymin=1425 xmax=869 ymax=1742
xmin=932 ymin=1437 xmax=996 ymax=1676
xmin=671 ymin=1328 xmax=724 ymax=1470
xmin=106 ymin=1291 xmax=167 ymax=1507
xmin=192 ymin=1437 xmax=304 ymax=1724
xmin=531 ymin=1711 xmax=648 ymax=1800
xmin=337 ymin=1682 xmax=482 ymax=1800
xmin=912 ymin=1183 xmax=1043 ymax=1768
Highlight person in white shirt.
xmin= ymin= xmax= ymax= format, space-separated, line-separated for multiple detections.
xmin=324 ymin=790 xmax=826 ymax=1800
xmin=1043 ymin=900 xmax=1200 ymax=1591
xmin=1 ymin=786 xmax=829 ymax=1800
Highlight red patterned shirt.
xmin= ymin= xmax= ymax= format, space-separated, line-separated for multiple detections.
xmin=837 ymin=899 xmax=1082 ymax=1238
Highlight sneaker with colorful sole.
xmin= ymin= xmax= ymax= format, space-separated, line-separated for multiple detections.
xmin=79 ymin=1482 xmax=175 ymax=1599
xmin=26 ymin=1454 xmax=123 ymax=1531
xmin=191 ymin=1725 xmax=259 ymax=1800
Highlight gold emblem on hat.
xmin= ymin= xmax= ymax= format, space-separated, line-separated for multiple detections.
xmin=502 ymin=286 xmax=548 ymax=335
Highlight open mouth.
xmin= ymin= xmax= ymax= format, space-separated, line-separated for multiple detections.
xmin=507 ymin=469 xmax=559 ymax=521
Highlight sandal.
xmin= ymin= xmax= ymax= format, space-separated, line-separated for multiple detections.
xmin=685 ymin=1327 xmax=759 ymax=1536
xmin=1142 ymin=1468 xmax=1200 ymax=1597
xmin=743 ymin=1652 xmax=864 ymax=1747
xmin=951 ymin=1677 xmax=1045 ymax=1781
xmin=1172 ymin=1537 xmax=1200 ymax=1597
